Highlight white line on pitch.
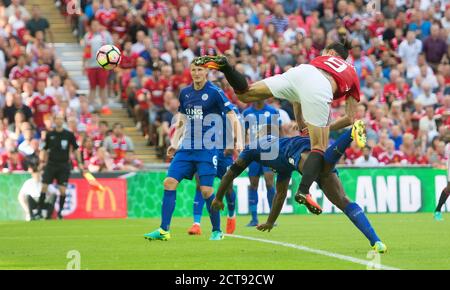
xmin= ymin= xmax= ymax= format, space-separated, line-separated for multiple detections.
xmin=226 ymin=234 xmax=400 ymax=270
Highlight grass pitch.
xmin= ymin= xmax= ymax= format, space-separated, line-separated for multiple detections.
xmin=1 ymin=213 xmax=449 ymax=270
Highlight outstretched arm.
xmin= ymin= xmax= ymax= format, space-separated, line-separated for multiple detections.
xmin=212 ymin=158 xmax=250 ymax=211
xmin=329 ymin=97 xmax=357 ymax=131
xmin=226 ymin=111 xmax=244 ymax=152
xmin=167 ymin=113 xmax=186 ymax=158
xmin=293 ymin=102 xmax=307 ymax=131
xmin=257 ymin=176 xmax=290 ymax=232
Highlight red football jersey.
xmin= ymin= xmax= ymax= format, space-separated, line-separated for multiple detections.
xmin=144 ymin=77 xmax=170 ymax=107
xmin=378 ymin=151 xmax=405 ymax=165
xmin=33 ymin=65 xmax=51 ymax=82
xmin=119 ymin=53 xmax=138 ymax=69
xmin=211 ymin=27 xmax=235 ymax=53
xmin=309 ymin=55 xmax=361 ymax=101
xmin=197 ymin=18 xmax=217 ymax=32
xmin=95 ymin=8 xmax=117 ymax=30
xmin=30 ymin=95 xmax=55 ymax=129
xmin=9 ymin=65 xmax=32 ymax=81
xmin=345 ymin=147 xmax=362 ymax=164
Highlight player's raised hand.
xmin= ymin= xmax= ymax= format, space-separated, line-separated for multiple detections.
xmin=166 ymin=145 xmax=177 ymax=159
xmin=211 ymin=198 xmax=225 ymax=211
xmin=256 ymin=222 xmax=274 ymax=232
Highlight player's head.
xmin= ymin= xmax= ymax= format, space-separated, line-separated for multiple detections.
xmin=323 ymin=40 xmax=352 ymax=59
xmin=54 ymin=113 xmax=65 ymax=129
xmin=190 ymin=58 xmax=208 ymax=84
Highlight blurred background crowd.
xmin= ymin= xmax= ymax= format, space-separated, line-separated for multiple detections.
xmin=1 ymin=0 xmax=450 ymax=172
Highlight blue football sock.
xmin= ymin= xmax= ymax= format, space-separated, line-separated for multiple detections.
xmin=193 ymin=189 xmax=204 ymax=224
xmin=249 ymin=187 xmax=258 ymax=221
xmin=225 ymin=189 xmax=236 ymax=217
xmin=160 ymin=190 xmax=176 ymax=231
xmin=324 ymin=129 xmax=352 ymax=165
xmin=344 ymin=202 xmax=381 ymax=246
xmin=205 ymin=194 xmax=221 ymax=232
xmin=267 ymin=186 xmax=275 ymax=209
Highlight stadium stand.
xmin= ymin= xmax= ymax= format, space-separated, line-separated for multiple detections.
xmin=1 ymin=0 xmax=450 ymax=170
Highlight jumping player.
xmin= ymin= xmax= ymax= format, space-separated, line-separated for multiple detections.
xmin=188 ymin=105 xmax=243 ymax=235
xmin=144 ymin=59 xmax=241 ymax=241
xmin=212 ymin=121 xmax=387 ymax=253
xmin=195 ymin=42 xmax=365 ymax=214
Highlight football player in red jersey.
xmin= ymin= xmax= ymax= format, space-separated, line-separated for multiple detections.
xmin=194 ymin=41 xmax=365 ymax=208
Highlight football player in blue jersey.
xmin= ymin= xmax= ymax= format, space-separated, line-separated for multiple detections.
xmin=242 ymin=101 xmax=281 ymax=226
xmin=189 ymin=105 xmax=243 ymax=235
xmin=144 ymin=59 xmax=241 ymax=241
xmin=212 ymin=121 xmax=387 ymax=253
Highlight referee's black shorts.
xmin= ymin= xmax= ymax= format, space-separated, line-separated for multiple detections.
xmin=42 ymin=162 xmax=71 ymax=186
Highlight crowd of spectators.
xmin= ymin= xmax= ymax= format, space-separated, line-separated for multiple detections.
xmin=0 ymin=0 xmax=142 ymax=173
xmin=3 ymin=0 xmax=450 ymax=168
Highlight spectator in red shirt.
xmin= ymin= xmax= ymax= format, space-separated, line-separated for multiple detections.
xmin=1 ymin=148 xmax=25 ymax=172
xmin=345 ymin=141 xmax=362 ymax=165
xmin=30 ymin=81 xmax=55 ymax=130
xmin=378 ymin=139 xmax=406 ymax=165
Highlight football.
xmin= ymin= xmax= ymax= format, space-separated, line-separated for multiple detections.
xmin=96 ymin=44 xmax=121 ymax=70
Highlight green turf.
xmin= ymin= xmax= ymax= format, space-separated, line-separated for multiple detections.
xmin=0 ymin=213 xmax=449 ymax=269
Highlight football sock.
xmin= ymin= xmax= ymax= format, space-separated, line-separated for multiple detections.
xmin=226 ymin=189 xmax=236 ymax=217
xmin=324 ymin=129 xmax=352 ymax=165
xmin=267 ymin=186 xmax=275 ymax=209
xmin=204 ymin=194 xmax=221 ymax=232
xmin=160 ymin=190 xmax=176 ymax=231
xmin=299 ymin=150 xmax=324 ymax=194
xmin=249 ymin=187 xmax=258 ymax=221
xmin=435 ymin=189 xmax=450 ymax=212
xmin=221 ymin=64 xmax=249 ymax=93
xmin=58 ymin=195 xmax=66 ymax=214
xmin=344 ymin=202 xmax=380 ymax=246
xmin=193 ymin=189 xmax=204 ymax=224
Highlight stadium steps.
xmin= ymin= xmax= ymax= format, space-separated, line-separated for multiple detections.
xmin=24 ymin=1 xmax=163 ymax=164
xmin=25 ymin=0 xmax=77 ymax=43
xmin=101 ymin=108 xmax=163 ymax=164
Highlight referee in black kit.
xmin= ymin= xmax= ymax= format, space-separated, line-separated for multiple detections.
xmin=38 ymin=113 xmax=85 ymax=219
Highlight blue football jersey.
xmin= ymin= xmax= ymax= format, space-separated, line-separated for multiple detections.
xmin=178 ymin=81 xmax=233 ymax=151
xmin=220 ymin=105 xmax=242 ymax=150
xmin=242 ymin=104 xmax=281 ymax=140
xmin=239 ymin=136 xmax=311 ymax=180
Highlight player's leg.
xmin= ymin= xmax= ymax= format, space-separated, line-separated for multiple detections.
xmin=248 ymin=162 xmax=261 ymax=226
xmin=188 ymin=176 xmax=204 ymax=235
xmin=26 ymin=195 xmax=38 ymax=220
xmin=319 ymin=173 xmax=386 ymax=253
xmin=55 ymin=164 xmax=71 ymax=219
xmin=323 ymin=122 xmax=366 ymax=172
xmin=144 ymin=157 xmax=192 ymax=241
xmin=45 ymin=192 xmax=57 ymax=220
xmin=197 ymin=159 xmax=223 ymax=241
xmin=434 ymin=182 xmax=450 ymax=221
xmin=295 ymin=124 xmax=328 ymax=204
xmin=263 ymin=169 xmax=275 ymax=210
xmin=224 ymin=185 xmax=237 ymax=234
xmin=38 ymin=164 xmax=53 ymax=217
xmin=194 ymin=55 xmax=249 ymax=93
xmin=218 ymin=155 xmax=237 ymax=234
